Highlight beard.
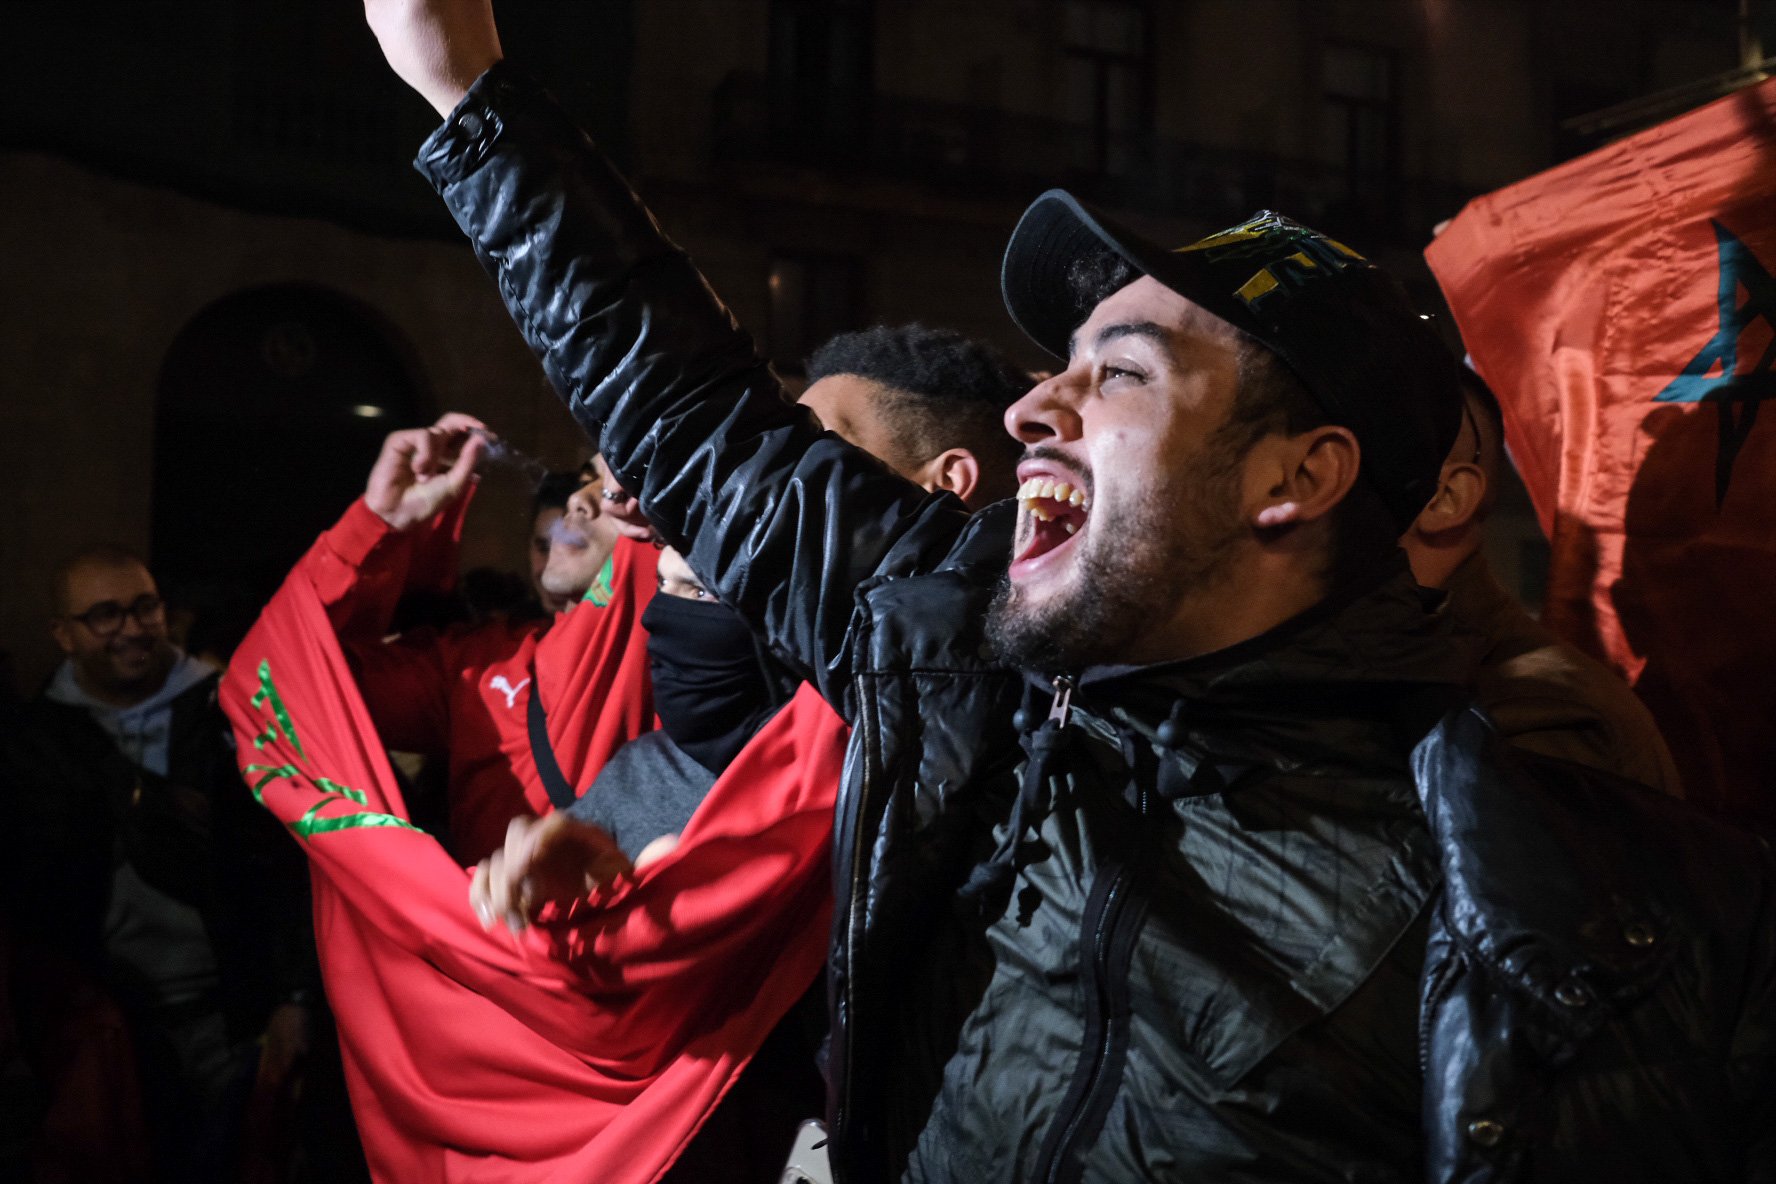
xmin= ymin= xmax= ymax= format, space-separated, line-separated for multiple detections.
xmin=985 ymin=436 xmax=1248 ymax=674
xmin=95 ymin=635 xmax=175 ymax=697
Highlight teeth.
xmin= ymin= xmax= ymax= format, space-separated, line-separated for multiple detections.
xmin=1017 ymin=476 xmax=1091 ymax=520
xmin=1063 ymin=520 xmax=1078 ymax=535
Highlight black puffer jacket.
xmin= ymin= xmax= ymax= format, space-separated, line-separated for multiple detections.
xmin=417 ymin=65 xmax=1776 ymax=1182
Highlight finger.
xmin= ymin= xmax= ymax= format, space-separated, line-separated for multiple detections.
xmin=442 ymin=432 xmax=487 ymax=495
xmin=409 ymin=427 xmax=445 ymax=479
xmin=368 ymin=429 xmax=425 ymax=484
xmin=469 ymin=862 xmax=496 ymax=929
xmin=503 ymin=816 xmax=550 ymax=930
xmin=633 ymin=833 xmax=680 ymax=870
xmin=433 ymin=411 xmax=488 ymax=435
xmin=503 ymin=813 xmax=546 ymax=880
xmin=482 ymin=847 xmax=514 ymax=926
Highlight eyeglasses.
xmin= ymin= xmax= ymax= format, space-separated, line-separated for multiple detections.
xmin=66 ymin=594 xmax=165 ymax=637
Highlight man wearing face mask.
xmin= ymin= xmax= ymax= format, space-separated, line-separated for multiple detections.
xmin=470 ymin=545 xmax=801 ymax=896
xmin=563 ymin=548 xmax=797 ymax=859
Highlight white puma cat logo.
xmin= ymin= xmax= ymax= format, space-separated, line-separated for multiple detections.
xmin=490 ymin=674 xmax=531 ymax=710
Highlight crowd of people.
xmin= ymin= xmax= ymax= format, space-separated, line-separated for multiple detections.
xmin=3 ymin=0 xmax=1773 ymax=1180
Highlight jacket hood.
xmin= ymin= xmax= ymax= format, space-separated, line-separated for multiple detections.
xmin=46 ymin=649 xmax=215 ymax=719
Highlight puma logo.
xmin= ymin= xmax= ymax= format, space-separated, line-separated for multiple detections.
xmin=490 ymin=675 xmax=531 ymax=709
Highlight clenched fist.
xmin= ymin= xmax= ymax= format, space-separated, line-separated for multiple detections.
xmin=364 ymin=0 xmax=503 ymax=117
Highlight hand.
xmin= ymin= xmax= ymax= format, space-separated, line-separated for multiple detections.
xmin=470 ymin=812 xmax=634 ymax=933
xmin=365 ymin=413 xmax=489 ymax=531
xmin=363 ymin=0 xmax=504 ymax=118
xmin=589 ymin=457 xmax=656 ymax=543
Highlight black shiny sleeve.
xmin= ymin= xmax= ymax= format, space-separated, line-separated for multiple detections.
xmin=414 ymin=64 xmax=973 ymax=719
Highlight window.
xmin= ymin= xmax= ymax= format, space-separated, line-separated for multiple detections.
xmin=1321 ymin=43 xmax=1400 ymax=223
xmin=1061 ymin=0 xmax=1153 ymax=177
xmin=767 ymin=252 xmax=866 ymax=376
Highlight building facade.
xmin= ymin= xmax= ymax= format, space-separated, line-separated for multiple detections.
xmin=0 ymin=0 xmax=1755 ymax=691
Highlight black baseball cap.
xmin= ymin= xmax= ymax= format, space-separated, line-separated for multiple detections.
xmin=1000 ymin=189 xmax=1463 ymax=530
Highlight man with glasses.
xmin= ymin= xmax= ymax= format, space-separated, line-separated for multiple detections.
xmin=0 ymin=546 xmax=333 ymax=1182
xmin=46 ymin=547 xmax=180 ymax=716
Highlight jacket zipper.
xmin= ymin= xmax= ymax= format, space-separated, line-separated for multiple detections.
xmin=1048 ymin=674 xmax=1075 ymax=727
xmin=1040 ymin=872 xmax=1133 ymax=1182
xmin=1031 ymin=774 xmax=1152 ymax=1183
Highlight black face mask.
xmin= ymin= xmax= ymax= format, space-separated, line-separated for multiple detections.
xmin=643 ymin=592 xmax=786 ymax=774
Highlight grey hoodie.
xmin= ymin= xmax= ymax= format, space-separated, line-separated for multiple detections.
xmin=45 ymin=650 xmax=216 ymax=778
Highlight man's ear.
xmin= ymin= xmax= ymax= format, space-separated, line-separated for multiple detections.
xmin=918 ymin=448 xmax=982 ymax=507
xmin=1249 ymin=425 xmax=1362 ymax=530
xmin=1409 ymin=460 xmax=1487 ymax=539
xmin=48 ymin=617 xmax=75 ymax=657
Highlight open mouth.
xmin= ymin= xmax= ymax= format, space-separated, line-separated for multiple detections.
xmin=1013 ymin=476 xmax=1090 ymax=570
xmin=549 ymin=518 xmax=592 ymax=552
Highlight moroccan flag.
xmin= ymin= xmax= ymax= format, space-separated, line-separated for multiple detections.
xmin=220 ymin=557 xmax=843 ymax=1183
xmin=1426 ymin=78 xmax=1776 ymax=825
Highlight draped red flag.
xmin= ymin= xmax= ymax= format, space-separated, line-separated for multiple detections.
xmin=1426 ymin=78 xmax=1776 ymax=825
xmin=220 ymin=546 xmax=843 ymax=1183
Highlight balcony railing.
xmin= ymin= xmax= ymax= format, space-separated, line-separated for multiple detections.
xmin=711 ymin=71 xmax=1471 ymax=249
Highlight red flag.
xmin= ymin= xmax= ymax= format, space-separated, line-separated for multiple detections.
xmin=1427 ymin=78 xmax=1776 ymax=824
xmin=221 ymin=552 xmax=842 ymax=1183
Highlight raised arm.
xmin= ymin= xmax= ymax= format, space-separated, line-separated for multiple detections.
xmin=300 ymin=414 xmax=486 ymax=754
xmin=364 ymin=0 xmax=978 ymax=717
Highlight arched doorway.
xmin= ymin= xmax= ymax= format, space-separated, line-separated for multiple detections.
xmin=151 ymin=284 xmax=431 ymax=657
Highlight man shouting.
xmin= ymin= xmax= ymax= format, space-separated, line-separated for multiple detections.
xmin=362 ymin=3 xmax=1776 ymax=1180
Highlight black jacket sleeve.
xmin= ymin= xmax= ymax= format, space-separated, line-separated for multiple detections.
xmin=413 ymin=64 xmax=976 ymax=720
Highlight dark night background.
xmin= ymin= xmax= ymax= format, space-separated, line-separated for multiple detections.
xmin=2 ymin=0 xmax=1771 ymax=693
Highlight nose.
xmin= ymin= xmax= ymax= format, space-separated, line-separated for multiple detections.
xmin=1004 ymin=371 xmax=1084 ymax=446
xmin=565 ymin=483 xmax=602 ymax=520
